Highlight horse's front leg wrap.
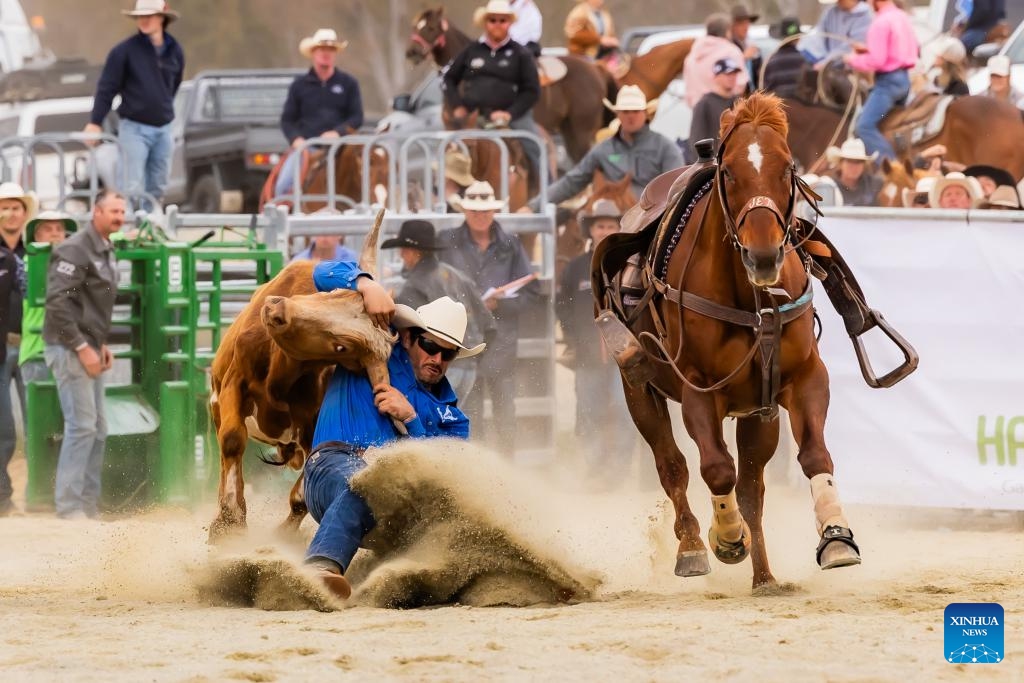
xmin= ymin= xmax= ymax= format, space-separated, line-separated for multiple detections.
xmin=810 ymin=472 xmax=849 ymax=535
xmin=710 ymin=490 xmax=743 ymax=543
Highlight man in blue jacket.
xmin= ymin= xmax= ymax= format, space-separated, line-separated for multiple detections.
xmin=303 ymin=259 xmax=485 ymax=598
xmin=85 ymin=0 xmax=184 ymax=210
xmin=274 ymin=28 xmax=364 ymax=198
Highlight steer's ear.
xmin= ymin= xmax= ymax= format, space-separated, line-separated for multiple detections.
xmin=358 ymin=208 xmax=386 ymax=277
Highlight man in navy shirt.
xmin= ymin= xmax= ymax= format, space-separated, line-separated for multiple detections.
xmin=303 ymin=260 xmax=484 ymax=598
xmin=85 ymin=0 xmax=184 ymax=210
xmin=275 ymin=28 xmax=364 ymax=198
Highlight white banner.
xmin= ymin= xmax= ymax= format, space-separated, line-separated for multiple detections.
xmin=813 ymin=214 xmax=1024 ymax=510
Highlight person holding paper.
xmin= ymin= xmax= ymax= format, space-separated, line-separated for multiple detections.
xmin=437 ymin=181 xmax=538 ymax=456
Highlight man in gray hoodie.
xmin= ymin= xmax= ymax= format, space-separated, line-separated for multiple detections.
xmin=43 ymin=190 xmax=125 ymax=519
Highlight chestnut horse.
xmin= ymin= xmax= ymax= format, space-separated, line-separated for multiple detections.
xmin=618 ymin=38 xmax=695 ymax=101
xmin=784 ymin=95 xmax=1024 ymax=180
xmin=260 ymin=144 xmax=390 ymax=213
xmin=407 ymin=6 xmax=614 ymax=163
xmin=595 ymin=93 xmax=861 ymax=590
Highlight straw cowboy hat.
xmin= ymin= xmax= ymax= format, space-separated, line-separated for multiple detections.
xmin=473 ymin=0 xmax=517 ymax=27
xmin=459 ymin=180 xmax=506 ymax=211
xmin=800 ymin=173 xmax=844 ymax=207
xmin=902 ymin=176 xmax=938 ymax=207
xmin=929 ymin=172 xmax=982 ymax=208
xmin=26 ymin=210 xmax=77 ymax=243
xmin=602 ymin=85 xmax=654 ymax=113
xmin=0 ymin=182 xmax=38 ymax=219
xmin=299 ymin=28 xmax=349 ymax=58
xmin=827 ymin=138 xmax=878 ymax=165
xmin=393 ymin=296 xmax=486 ymax=359
xmin=578 ymin=198 xmax=623 ymax=235
xmin=380 ymin=219 xmax=443 ymax=251
xmin=122 ymin=0 xmax=179 ymax=22
xmin=974 ymin=184 xmax=1021 ymax=210
xmin=443 ymin=149 xmax=476 ymax=188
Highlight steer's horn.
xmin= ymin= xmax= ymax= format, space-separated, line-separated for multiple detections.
xmin=358 ymin=208 xmax=386 ymax=277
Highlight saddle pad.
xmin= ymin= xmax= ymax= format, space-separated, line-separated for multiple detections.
xmin=537 ymin=55 xmax=568 ymax=84
xmin=647 ymin=166 xmax=717 ymax=278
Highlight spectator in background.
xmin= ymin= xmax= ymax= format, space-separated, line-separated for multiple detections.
xmin=275 ymin=28 xmax=363 ymax=198
xmin=928 ymin=36 xmax=970 ymax=96
xmin=763 ymin=17 xmax=806 ymax=99
xmin=844 ymin=0 xmax=919 ymax=161
xmin=798 ymin=0 xmax=872 ymax=69
xmin=730 ymin=4 xmax=763 ymax=90
xmin=826 ymin=138 xmax=884 ymax=206
xmin=20 ymin=211 xmax=77 ymax=385
xmin=85 ymin=0 xmax=184 ymax=210
xmin=0 ymin=182 xmax=34 ymax=517
xmin=565 ymin=0 xmax=619 ymax=60
xmin=43 ymin=190 xmax=125 ymax=520
xmin=441 ymin=148 xmax=478 ymax=212
xmin=288 ymin=209 xmax=358 ymax=263
xmin=382 ymin=219 xmax=495 ymax=404
xmin=955 ymin=0 xmax=1006 ymax=55
xmin=963 ymin=164 xmax=1017 ymax=199
xmin=981 ymin=56 xmax=1024 ymax=110
xmin=974 ymin=185 xmax=1022 ymax=210
xmin=689 ymin=58 xmax=742 ymax=159
xmin=525 ymin=86 xmax=682 ymax=211
xmin=902 ymin=176 xmax=937 ymax=208
xmin=437 ymin=181 xmax=537 ymax=456
xmin=683 ymin=13 xmax=748 ymax=109
xmin=556 ymin=199 xmax=637 ymax=489
xmin=509 ymin=0 xmax=543 ymax=57
xmin=929 ymin=172 xmax=982 ymax=209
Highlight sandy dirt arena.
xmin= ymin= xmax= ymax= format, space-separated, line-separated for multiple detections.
xmin=2 ymin=438 xmax=1023 ymax=683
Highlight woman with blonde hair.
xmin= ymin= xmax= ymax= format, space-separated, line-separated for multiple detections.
xmin=929 ymin=36 xmax=969 ymax=96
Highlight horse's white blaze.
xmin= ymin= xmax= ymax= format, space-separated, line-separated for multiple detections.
xmin=374 ymin=183 xmax=388 ymax=205
xmin=883 ymin=183 xmax=897 ymax=200
xmin=747 ymin=142 xmax=763 ymax=173
xmin=416 ymin=19 xmax=426 ymax=30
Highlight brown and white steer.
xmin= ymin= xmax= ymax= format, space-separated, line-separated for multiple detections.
xmin=208 ymin=213 xmax=393 ymax=541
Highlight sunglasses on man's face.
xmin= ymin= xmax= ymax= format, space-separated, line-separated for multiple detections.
xmin=912 ymin=194 xmax=930 ymax=206
xmin=487 ymin=17 xmax=510 ymax=24
xmin=415 ymin=335 xmax=459 ymax=361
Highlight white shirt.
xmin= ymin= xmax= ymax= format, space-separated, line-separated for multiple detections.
xmin=509 ymin=0 xmax=543 ymax=45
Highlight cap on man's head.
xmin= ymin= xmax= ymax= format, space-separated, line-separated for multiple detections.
xmin=713 ymin=57 xmax=743 ymax=76
xmin=988 ymin=55 xmax=1011 ymax=77
xmin=770 ymin=17 xmax=802 ymax=39
xmin=731 ymin=4 xmax=760 ymax=22
xmin=705 ymin=13 xmax=731 ymax=38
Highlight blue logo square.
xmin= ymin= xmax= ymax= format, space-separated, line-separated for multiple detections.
xmin=945 ymin=603 xmax=1004 ymax=664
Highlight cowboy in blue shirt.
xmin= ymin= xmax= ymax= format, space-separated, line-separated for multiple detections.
xmin=303 ymin=260 xmax=485 ymax=598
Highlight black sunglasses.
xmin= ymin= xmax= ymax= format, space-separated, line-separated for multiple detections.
xmin=415 ymin=334 xmax=459 ymax=361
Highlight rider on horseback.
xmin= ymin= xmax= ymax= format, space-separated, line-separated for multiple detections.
xmin=442 ymin=0 xmax=542 ymax=176
xmin=507 ymin=0 xmax=543 ymax=57
xmin=275 ymin=29 xmax=363 ymax=198
xmin=797 ymin=0 xmax=871 ymax=69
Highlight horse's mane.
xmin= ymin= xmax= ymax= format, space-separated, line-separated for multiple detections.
xmin=719 ymin=91 xmax=789 ymax=140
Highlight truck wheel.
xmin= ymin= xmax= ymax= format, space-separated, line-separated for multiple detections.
xmin=190 ymin=174 xmax=223 ymax=213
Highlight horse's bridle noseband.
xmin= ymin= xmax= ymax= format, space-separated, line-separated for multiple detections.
xmin=409 ymin=21 xmax=448 ymax=57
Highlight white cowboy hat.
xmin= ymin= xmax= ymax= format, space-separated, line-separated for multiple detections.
xmin=26 ymin=210 xmax=77 ymax=243
xmin=0 ymin=182 xmax=38 ymax=219
xmin=460 ymin=180 xmax=506 ymax=211
xmin=834 ymin=138 xmax=878 ymax=163
xmin=393 ymin=296 xmax=486 ymax=359
xmin=975 ymin=184 xmax=1022 ymax=209
xmin=902 ymin=176 xmax=938 ymax=207
xmin=473 ymin=0 xmax=517 ymax=27
xmin=602 ymin=85 xmax=648 ymax=112
xmin=299 ymin=28 xmax=349 ymax=58
xmin=929 ymin=172 xmax=983 ymax=208
xmin=801 ymin=174 xmax=844 ymax=207
xmin=122 ymin=0 xmax=179 ymax=22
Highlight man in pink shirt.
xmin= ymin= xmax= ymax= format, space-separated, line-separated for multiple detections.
xmin=844 ymin=0 xmax=919 ymax=161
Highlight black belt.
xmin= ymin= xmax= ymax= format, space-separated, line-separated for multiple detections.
xmin=307 ymin=440 xmax=365 ymax=463
xmin=876 ymin=67 xmax=912 ymax=75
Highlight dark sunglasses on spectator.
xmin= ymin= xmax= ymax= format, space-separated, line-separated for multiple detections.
xmin=415 ymin=334 xmax=459 ymax=361
xmin=465 ymin=192 xmax=495 ymax=200
xmin=487 ymin=17 xmax=510 ymax=24
xmin=912 ymin=194 xmax=929 ymax=206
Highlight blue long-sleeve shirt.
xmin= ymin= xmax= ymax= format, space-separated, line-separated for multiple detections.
xmin=310 ymin=260 xmax=469 ymax=450
xmin=280 ymin=68 xmax=364 ymax=143
xmin=90 ymin=31 xmax=184 ymax=127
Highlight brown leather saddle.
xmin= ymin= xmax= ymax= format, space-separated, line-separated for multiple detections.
xmin=882 ymin=92 xmax=953 ymax=149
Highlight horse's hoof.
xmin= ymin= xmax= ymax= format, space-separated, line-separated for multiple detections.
xmin=674 ymin=550 xmax=711 ymax=577
xmin=207 ymin=516 xmax=246 ymax=544
xmin=708 ymin=520 xmax=751 ymax=565
xmin=816 ymin=525 xmax=862 ymax=570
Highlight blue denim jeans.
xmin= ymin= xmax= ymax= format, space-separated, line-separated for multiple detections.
xmin=303 ymin=444 xmax=375 ymax=572
xmin=44 ymin=345 xmax=107 ymax=518
xmin=0 ymin=344 xmax=25 ymax=509
xmin=959 ymin=28 xmax=989 ymax=55
xmin=854 ymin=69 xmax=910 ymax=161
xmin=575 ymin=361 xmax=637 ymax=477
xmin=119 ymin=118 xmax=173 ymax=208
xmin=19 ymin=359 xmax=50 ymax=384
xmin=274 ymin=151 xmax=300 ymax=198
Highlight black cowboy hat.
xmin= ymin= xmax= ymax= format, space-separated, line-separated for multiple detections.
xmin=381 ymin=219 xmax=444 ymax=250
xmin=963 ymin=165 xmax=1017 ymax=190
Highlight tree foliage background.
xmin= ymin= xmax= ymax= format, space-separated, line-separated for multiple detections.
xmin=24 ymin=1 xmax=850 ymax=112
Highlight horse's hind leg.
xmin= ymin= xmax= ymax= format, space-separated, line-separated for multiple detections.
xmin=277 ymin=471 xmax=308 ymax=542
xmin=621 ymin=380 xmax=709 ymax=577
xmin=779 ymin=355 xmax=862 ymax=570
xmin=736 ymin=415 xmax=780 ymax=590
xmin=680 ymin=387 xmax=750 ymax=566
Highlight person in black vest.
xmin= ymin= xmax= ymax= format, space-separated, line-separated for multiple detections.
xmin=85 ymin=0 xmax=184 ymax=210
xmin=442 ymin=0 xmax=542 ymax=174
xmin=275 ymin=28 xmax=364 ymax=197
xmin=763 ymin=17 xmax=806 ymax=100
